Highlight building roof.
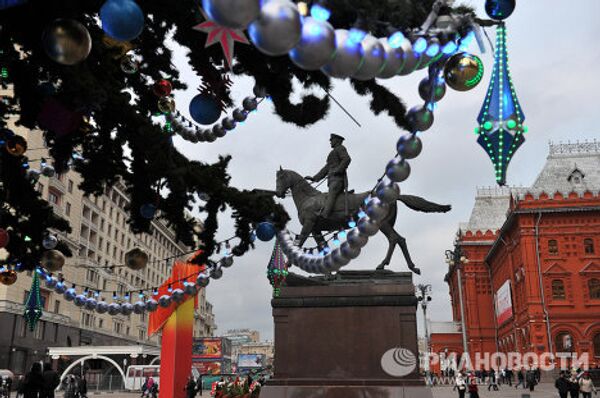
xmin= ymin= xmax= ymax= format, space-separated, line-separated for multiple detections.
xmin=460 ymin=141 xmax=600 ymax=235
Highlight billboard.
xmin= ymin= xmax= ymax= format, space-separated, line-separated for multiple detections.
xmin=192 ymin=361 xmax=222 ymax=375
xmin=193 ymin=338 xmax=223 ymax=359
xmin=495 ymin=280 xmax=514 ymax=325
xmin=237 ymin=354 xmax=265 ymax=369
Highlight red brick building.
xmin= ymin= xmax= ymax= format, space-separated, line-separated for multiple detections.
xmin=432 ymin=141 xmax=600 ymax=370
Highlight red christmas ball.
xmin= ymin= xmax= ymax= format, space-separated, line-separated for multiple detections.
xmin=152 ymin=80 xmax=172 ymax=97
xmin=0 ymin=228 xmax=9 ymax=248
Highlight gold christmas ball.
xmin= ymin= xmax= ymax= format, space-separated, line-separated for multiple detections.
xmin=443 ymin=52 xmax=484 ymax=92
xmin=5 ymin=135 xmax=27 ymax=156
xmin=0 ymin=270 xmax=17 ymax=286
xmin=125 ymin=247 xmax=149 ymax=270
xmin=41 ymin=250 xmax=66 ymax=272
xmin=158 ymin=97 xmax=175 ymax=114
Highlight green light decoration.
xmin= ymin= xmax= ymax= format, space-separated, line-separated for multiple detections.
xmin=23 ymin=270 xmax=43 ymax=331
xmin=475 ymin=23 xmax=527 ymax=186
xmin=266 ymin=239 xmax=288 ymax=298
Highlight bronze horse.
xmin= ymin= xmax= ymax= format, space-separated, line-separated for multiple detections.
xmin=275 ymin=168 xmax=451 ymax=274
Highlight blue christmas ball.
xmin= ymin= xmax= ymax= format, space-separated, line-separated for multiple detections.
xmin=485 ymin=0 xmax=515 ymax=20
xmin=140 ymin=203 xmax=157 ymax=219
xmin=100 ymin=0 xmax=145 ymax=42
xmin=255 ymin=222 xmax=276 ymax=241
xmin=189 ymin=94 xmax=222 ymax=125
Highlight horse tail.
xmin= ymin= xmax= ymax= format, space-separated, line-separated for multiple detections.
xmin=397 ymin=195 xmax=451 ymax=213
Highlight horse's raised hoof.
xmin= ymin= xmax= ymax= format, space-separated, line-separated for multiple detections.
xmin=376 ymin=262 xmax=387 ymax=270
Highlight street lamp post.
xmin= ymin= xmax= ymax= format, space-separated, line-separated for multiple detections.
xmin=445 ymin=245 xmax=470 ymax=369
xmin=416 ymin=284 xmax=432 ymax=384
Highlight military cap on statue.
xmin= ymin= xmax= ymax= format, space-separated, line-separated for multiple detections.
xmin=330 ymin=133 xmax=345 ymax=141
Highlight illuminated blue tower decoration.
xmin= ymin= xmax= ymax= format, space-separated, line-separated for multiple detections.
xmin=475 ymin=22 xmax=527 ymax=186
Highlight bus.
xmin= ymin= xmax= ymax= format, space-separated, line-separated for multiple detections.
xmin=124 ymin=365 xmax=199 ymax=391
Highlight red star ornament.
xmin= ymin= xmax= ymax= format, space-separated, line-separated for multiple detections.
xmin=193 ymin=15 xmax=249 ymax=69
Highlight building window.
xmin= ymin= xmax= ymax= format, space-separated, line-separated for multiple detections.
xmin=48 ymin=191 xmax=60 ymax=205
xmin=99 ymin=319 xmax=104 ymax=329
xmin=584 ymin=239 xmax=595 ymax=255
xmin=114 ymin=322 xmax=123 ymax=334
xmin=65 ymin=202 xmax=71 ymax=216
xmin=54 ymin=300 xmax=60 ymax=314
xmin=548 ymin=240 xmax=559 ymax=255
xmin=589 ymin=278 xmax=600 ymax=299
xmin=552 ymin=280 xmax=566 ymax=300
xmin=68 ymin=179 xmax=74 ymax=193
xmin=126 ymin=326 xmax=130 ymax=336
xmin=594 ymin=333 xmax=600 ymax=359
xmin=139 ymin=329 xmax=146 ymax=340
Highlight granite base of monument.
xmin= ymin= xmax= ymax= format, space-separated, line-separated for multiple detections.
xmin=260 ymin=270 xmax=432 ymax=398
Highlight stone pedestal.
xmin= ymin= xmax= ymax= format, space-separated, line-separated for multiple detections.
xmin=261 ymin=270 xmax=431 ymax=398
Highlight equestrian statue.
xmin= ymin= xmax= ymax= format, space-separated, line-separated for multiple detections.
xmin=274 ymin=134 xmax=451 ymax=275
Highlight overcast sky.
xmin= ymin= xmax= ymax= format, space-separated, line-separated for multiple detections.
xmin=171 ymin=0 xmax=600 ymax=341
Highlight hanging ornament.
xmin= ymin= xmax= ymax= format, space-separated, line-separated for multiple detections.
xmin=351 ymin=35 xmax=386 ymax=81
xmin=42 ymin=234 xmax=58 ymax=250
xmin=193 ymin=9 xmax=249 ymax=69
xmin=125 ymin=247 xmax=149 ymax=270
xmin=397 ymin=134 xmax=422 ymax=159
xmin=120 ymin=54 xmax=139 ymax=74
xmin=267 ymin=239 xmax=288 ymax=297
xmin=100 ymin=0 xmax=145 ymax=42
xmin=406 ymin=105 xmax=434 ymax=132
xmin=248 ymin=0 xmax=302 ymax=56
xmin=0 ymin=228 xmax=9 ymax=248
xmin=485 ymin=0 xmax=516 ymax=21
xmin=201 ymin=0 xmax=260 ymax=30
xmin=5 ymin=134 xmax=27 ymax=156
xmin=255 ymin=222 xmax=276 ymax=242
xmin=152 ymin=80 xmax=172 ymax=97
xmin=377 ymin=38 xmax=405 ymax=79
xmin=321 ymin=29 xmax=364 ymax=79
xmin=289 ymin=17 xmax=336 ymax=71
xmin=418 ymin=76 xmax=446 ymax=102
xmin=443 ymin=52 xmax=484 ymax=92
xmin=0 ymin=269 xmax=17 ymax=286
xmin=23 ymin=272 xmax=43 ymax=331
xmin=140 ymin=203 xmax=157 ymax=220
xmin=189 ymin=94 xmax=222 ymax=125
xmin=41 ymin=250 xmax=65 ymax=272
xmin=158 ymin=97 xmax=176 ymax=114
xmin=475 ymin=24 xmax=526 ymax=186
xmin=42 ymin=19 xmax=92 ymax=65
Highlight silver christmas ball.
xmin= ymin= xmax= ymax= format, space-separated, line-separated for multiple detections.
xmin=133 ymin=301 xmax=146 ymax=314
xmin=171 ymin=288 xmax=185 ymax=303
xmin=64 ymin=288 xmax=76 ymax=301
xmin=386 ymin=158 xmax=411 ymax=182
xmin=212 ymin=125 xmax=227 ymax=137
xmin=45 ymin=276 xmax=58 ymax=289
xmin=352 ymin=35 xmax=386 ymax=81
xmin=210 ymin=266 xmax=223 ymax=280
xmin=120 ymin=302 xmax=134 ymax=316
xmin=222 ymin=117 xmax=237 ymax=130
xmin=397 ymin=41 xmax=419 ymax=76
xmin=54 ymin=282 xmax=67 ymax=295
xmin=42 ymin=19 xmax=92 ymax=66
xmin=248 ymin=0 xmax=301 ymax=56
xmin=366 ymin=197 xmax=390 ymax=222
xmin=196 ymin=274 xmax=210 ymax=288
xmin=41 ymin=164 xmax=56 ymax=178
xmin=202 ymin=0 xmax=260 ymax=30
xmin=146 ymin=298 xmax=159 ymax=312
xmin=289 ymin=17 xmax=336 ymax=70
xmin=74 ymin=294 xmax=87 ymax=307
xmin=416 ymin=38 xmax=440 ymax=70
xmin=96 ymin=300 xmax=109 ymax=314
xmin=232 ymin=108 xmax=248 ymax=122
xmin=375 ymin=178 xmax=400 ymax=203
xmin=184 ymin=283 xmax=198 ymax=296
xmin=85 ymin=298 xmax=97 ymax=311
xmin=418 ymin=76 xmax=446 ymax=102
xmin=41 ymin=250 xmax=65 ymax=272
xmin=221 ymin=256 xmax=234 ymax=268
xmin=358 ymin=217 xmax=380 ymax=236
xmin=242 ymin=97 xmax=258 ymax=111
xmin=407 ymin=105 xmax=434 ymax=132
xmin=377 ymin=38 xmax=405 ymax=79
xmin=341 ymin=242 xmax=361 ymax=259
xmin=323 ymin=254 xmax=335 ymax=271
xmin=347 ymin=228 xmax=368 ymax=248
xmin=120 ymin=54 xmax=139 ymax=74
xmin=321 ymin=29 xmax=364 ymax=79
xmin=397 ymin=134 xmax=423 ymax=159
xmin=331 ymin=248 xmax=350 ymax=268
xmin=158 ymin=295 xmax=171 ymax=308
xmin=253 ymin=84 xmax=268 ymax=98
xmin=204 ymin=132 xmax=217 ymax=142
xmin=125 ymin=248 xmax=149 ymax=270
xmin=42 ymin=234 xmax=58 ymax=250
xmin=107 ymin=303 xmax=121 ymax=315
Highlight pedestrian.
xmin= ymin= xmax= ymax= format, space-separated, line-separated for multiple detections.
xmin=185 ymin=376 xmax=196 ymax=398
xmin=22 ymin=363 xmax=44 ymax=398
xmin=41 ymin=362 xmax=60 ymax=398
xmin=526 ymin=368 xmax=537 ymax=392
xmin=487 ymin=368 xmax=499 ymax=391
xmin=515 ymin=368 xmax=526 ymax=389
xmin=195 ymin=374 xmax=203 ymax=396
xmin=506 ymin=368 xmax=513 ymax=386
xmin=579 ymin=372 xmax=597 ymax=398
xmin=569 ymin=373 xmax=581 ymax=398
xmin=15 ymin=375 xmax=25 ymax=398
xmin=556 ymin=372 xmax=571 ymax=398
xmin=78 ymin=376 xmax=87 ymax=398
xmin=63 ymin=375 xmax=77 ymax=398
xmin=453 ymin=372 xmax=467 ymax=398
xmin=467 ymin=373 xmax=480 ymax=398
